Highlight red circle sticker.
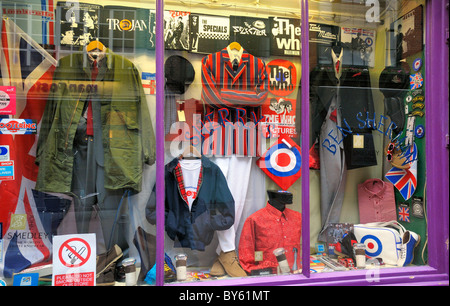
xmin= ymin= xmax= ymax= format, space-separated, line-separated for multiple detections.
xmin=266 ymin=59 xmax=297 ymax=97
xmin=58 ymin=238 xmax=92 ymax=268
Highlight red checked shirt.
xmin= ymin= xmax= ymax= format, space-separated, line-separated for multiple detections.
xmin=238 ymin=204 xmax=302 ymax=274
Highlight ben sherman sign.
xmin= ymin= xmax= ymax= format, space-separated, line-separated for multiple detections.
xmin=107 ymin=18 xmax=148 ymax=32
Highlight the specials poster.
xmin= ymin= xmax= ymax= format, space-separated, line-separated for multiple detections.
xmin=192 ymin=14 xmax=230 ymax=54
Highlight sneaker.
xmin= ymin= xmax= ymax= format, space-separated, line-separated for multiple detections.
xmin=217 ymin=251 xmax=247 ymax=277
xmin=397 ymin=231 xmax=421 ymax=267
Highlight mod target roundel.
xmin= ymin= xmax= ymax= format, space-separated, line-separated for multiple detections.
xmin=360 ymin=235 xmax=383 ymax=257
xmin=264 ymin=141 xmax=301 ymax=178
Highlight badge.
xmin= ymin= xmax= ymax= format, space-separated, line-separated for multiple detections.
xmin=413 ymin=58 xmax=423 ymax=71
xmin=410 ymin=73 xmax=424 ymax=90
xmin=415 ymin=124 xmax=425 ymax=138
xmin=398 ymin=203 xmax=410 ymax=223
xmin=405 ymin=95 xmax=413 ymax=103
xmin=411 ymin=197 xmax=424 ymax=218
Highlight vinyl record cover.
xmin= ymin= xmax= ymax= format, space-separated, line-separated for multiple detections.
xmin=270 ymin=16 xmax=301 ymax=57
xmin=99 ymin=6 xmax=151 ymax=51
xmin=164 ymin=11 xmax=190 ymax=51
xmin=57 ymin=1 xmax=100 ymax=47
xmin=191 ymin=14 xmax=229 ymax=54
xmin=229 ymin=16 xmax=270 ymax=58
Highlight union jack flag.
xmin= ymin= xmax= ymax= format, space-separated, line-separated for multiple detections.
xmin=398 ymin=206 xmax=410 ymax=222
xmin=0 ymin=18 xmax=57 ymax=278
xmin=410 ymin=73 xmax=424 ymax=90
xmin=385 ymin=143 xmax=418 ymax=201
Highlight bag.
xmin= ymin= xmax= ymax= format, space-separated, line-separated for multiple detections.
xmin=353 ymin=221 xmax=406 ymax=266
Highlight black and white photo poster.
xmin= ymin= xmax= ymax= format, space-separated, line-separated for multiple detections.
xmin=164 ymin=11 xmax=190 ymax=51
xmin=57 ymin=1 xmax=100 ymax=47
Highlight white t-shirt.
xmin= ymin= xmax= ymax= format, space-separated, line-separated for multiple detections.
xmin=179 ymin=159 xmax=202 ymax=210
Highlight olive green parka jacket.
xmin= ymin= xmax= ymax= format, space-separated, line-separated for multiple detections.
xmin=35 ymin=49 xmax=155 ymax=193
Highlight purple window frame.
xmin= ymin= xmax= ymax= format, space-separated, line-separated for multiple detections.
xmin=154 ymin=0 xmax=449 ymax=286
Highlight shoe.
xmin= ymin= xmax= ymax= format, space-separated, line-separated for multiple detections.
xmin=97 ymin=265 xmax=116 ymax=286
xmin=210 ymin=258 xmax=226 ymax=276
xmin=397 ymin=231 xmax=421 ymax=267
xmin=217 ymin=251 xmax=247 ymax=277
xmin=96 ymin=244 xmax=123 ymax=276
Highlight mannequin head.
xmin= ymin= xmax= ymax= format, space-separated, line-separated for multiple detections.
xmin=267 ymin=190 xmax=293 ymax=212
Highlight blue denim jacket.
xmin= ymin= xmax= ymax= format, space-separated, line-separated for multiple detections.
xmin=146 ymin=156 xmax=235 ymax=251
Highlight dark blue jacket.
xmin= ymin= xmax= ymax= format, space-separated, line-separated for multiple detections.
xmin=146 ymin=156 xmax=235 ymax=251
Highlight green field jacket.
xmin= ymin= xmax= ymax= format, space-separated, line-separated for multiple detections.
xmin=35 ymin=49 xmax=155 ymax=193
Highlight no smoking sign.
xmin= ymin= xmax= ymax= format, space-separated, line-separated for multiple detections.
xmin=59 ymin=238 xmax=91 ymax=268
xmin=52 ymin=234 xmax=96 ymax=286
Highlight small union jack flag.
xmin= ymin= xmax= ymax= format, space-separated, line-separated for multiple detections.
xmin=398 ymin=206 xmax=410 ymax=222
xmin=385 ymin=143 xmax=418 ymax=201
xmin=410 ymin=73 xmax=424 ymax=90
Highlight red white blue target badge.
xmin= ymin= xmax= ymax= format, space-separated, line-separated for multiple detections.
xmin=413 ymin=58 xmax=423 ymax=72
xmin=257 ymin=135 xmax=301 ymax=190
xmin=360 ymin=235 xmax=383 ymax=257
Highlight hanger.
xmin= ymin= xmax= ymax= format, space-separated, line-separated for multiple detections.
xmin=180 ymin=144 xmax=201 ymax=160
xmin=229 ymin=41 xmax=242 ymax=51
xmin=86 ymin=40 xmax=106 ymax=52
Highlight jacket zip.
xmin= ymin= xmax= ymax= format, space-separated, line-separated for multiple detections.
xmin=64 ymin=88 xmax=84 ymax=150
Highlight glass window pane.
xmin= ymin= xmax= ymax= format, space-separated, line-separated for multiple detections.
xmin=308 ymin=0 xmax=427 ymax=273
xmin=162 ymin=0 xmax=303 ymax=283
xmin=0 ymin=0 xmax=157 ymax=286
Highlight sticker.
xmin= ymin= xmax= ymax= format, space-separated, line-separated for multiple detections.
xmin=0 ymin=86 xmax=16 ymax=115
xmin=415 ymin=124 xmax=425 ymax=138
xmin=413 ymin=58 xmax=423 ymax=71
xmin=0 ymin=119 xmax=37 ymax=135
xmin=13 ymin=273 xmax=39 ymax=286
xmin=0 ymin=145 xmax=10 ymax=161
xmin=410 ymin=73 xmax=424 ymax=90
xmin=398 ymin=204 xmax=410 ymax=223
xmin=0 ymin=160 xmax=14 ymax=181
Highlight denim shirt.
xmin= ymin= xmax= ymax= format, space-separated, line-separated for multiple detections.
xmin=146 ymin=156 xmax=235 ymax=251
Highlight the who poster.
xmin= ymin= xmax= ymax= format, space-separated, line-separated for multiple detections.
xmin=229 ymin=16 xmax=270 ymax=58
xmin=56 ymin=1 xmax=100 ymax=47
xmin=270 ymin=17 xmax=301 ymax=57
xmin=191 ymin=14 xmax=229 ymax=54
xmin=261 ymin=97 xmax=298 ymax=139
xmin=99 ymin=6 xmax=151 ymax=51
xmin=341 ymin=27 xmax=376 ymax=67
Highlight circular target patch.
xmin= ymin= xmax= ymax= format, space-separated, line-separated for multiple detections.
xmin=361 ymin=235 xmax=383 ymax=257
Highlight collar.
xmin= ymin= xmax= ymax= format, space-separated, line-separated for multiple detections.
xmin=167 ymin=155 xmax=211 ymax=173
xmin=265 ymin=202 xmax=290 ymax=220
xmin=226 ymin=45 xmax=244 ymax=64
xmin=331 ymin=48 xmax=344 ymax=80
xmin=82 ymin=48 xmax=113 ymax=71
xmin=363 ymin=179 xmax=387 ymax=198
